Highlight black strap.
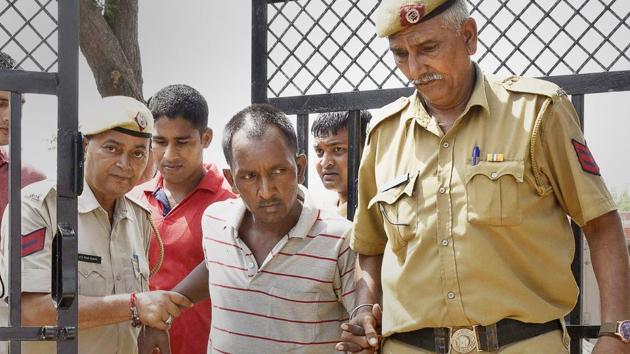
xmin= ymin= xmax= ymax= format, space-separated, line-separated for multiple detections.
xmin=391 ymin=319 xmax=562 ymax=353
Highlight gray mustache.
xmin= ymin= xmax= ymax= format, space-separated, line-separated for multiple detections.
xmin=412 ymin=73 xmax=444 ymax=85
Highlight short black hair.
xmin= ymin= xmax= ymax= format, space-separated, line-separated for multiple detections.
xmin=311 ymin=110 xmax=372 ymax=146
xmin=148 ymin=84 xmax=208 ymax=132
xmin=222 ymin=104 xmax=297 ymax=167
xmin=0 ymin=52 xmax=21 ymax=70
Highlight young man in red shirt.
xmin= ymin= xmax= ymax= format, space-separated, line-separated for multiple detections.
xmin=133 ymin=85 xmax=235 ymax=354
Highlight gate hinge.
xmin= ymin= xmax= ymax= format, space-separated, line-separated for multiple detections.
xmin=39 ymin=326 xmax=77 ymax=341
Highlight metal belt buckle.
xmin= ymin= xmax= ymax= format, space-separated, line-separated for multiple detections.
xmin=449 ymin=325 xmax=480 ymax=353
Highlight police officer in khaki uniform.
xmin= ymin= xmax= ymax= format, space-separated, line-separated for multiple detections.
xmin=337 ymin=0 xmax=630 ymax=353
xmin=0 ymin=96 xmax=192 ymax=354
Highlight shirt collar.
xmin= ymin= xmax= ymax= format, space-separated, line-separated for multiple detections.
xmin=141 ymin=163 xmax=225 ymax=195
xmin=0 ymin=147 xmax=8 ymax=166
xmin=79 ymin=181 xmax=132 ymax=219
xmin=402 ymin=62 xmax=490 ymax=128
xmin=226 ymin=185 xmax=319 ymax=240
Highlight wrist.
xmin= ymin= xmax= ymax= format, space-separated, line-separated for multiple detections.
xmin=130 ymin=292 xmax=142 ymax=328
xmin=350 ymin=303 xmax=374 ymax=320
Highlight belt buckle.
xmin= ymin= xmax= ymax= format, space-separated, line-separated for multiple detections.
xmin=448 ymin=325 xmax=480 ymax=353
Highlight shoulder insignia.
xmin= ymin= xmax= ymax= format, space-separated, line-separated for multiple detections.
xmin=502 ymin=75 xmax=566 ymax=99
xmin=21 ymin=180 xmax=56 ymax=204
xmin=367 ymin=95 xmax=411 ymax=135
xmin=571 ymin=139 xmax=600 ymax=176
xmin=21 ymin=227 xmax=47 ymax=257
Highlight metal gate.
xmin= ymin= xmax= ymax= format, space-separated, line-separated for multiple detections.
xmin=0 ymin=0 xmax=80 ymax=352
xmin=251 ymin=0 xmax=630 ymax=352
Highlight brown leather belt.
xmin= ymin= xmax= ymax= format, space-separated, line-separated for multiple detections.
xmin=390 ymin=319 xmax=562 ymax=353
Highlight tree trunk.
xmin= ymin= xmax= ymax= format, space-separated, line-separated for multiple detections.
xmin=79 ymin=0 xmax=144 ymax=101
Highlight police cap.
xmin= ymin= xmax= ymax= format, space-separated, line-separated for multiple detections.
xmin=374 ymin=0 xmax=456 ymax=37
xmin=81 ymin=96 xmax=153 ymax=138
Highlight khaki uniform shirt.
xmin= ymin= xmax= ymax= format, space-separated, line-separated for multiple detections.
xmin=350 ymin=63 xmax=616 ymax=337
xmin=0 ymin=180 xmax=152 ymax=354
xmin=337 ymin=200 xmax=348 ymax=218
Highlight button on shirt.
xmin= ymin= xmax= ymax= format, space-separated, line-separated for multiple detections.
xmin=201 ymin=186 xmax=356 ymax=353
xmin=0 ymin=180 xmax=152 ymax=354
xmin=133 ymin=163 xmax=235 ymax=354
xmin=350 ymin=63 xmax=616 ymax=337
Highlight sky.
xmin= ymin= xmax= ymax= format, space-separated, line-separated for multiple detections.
xmin=5 ymin=0 xmax=630 ymax=209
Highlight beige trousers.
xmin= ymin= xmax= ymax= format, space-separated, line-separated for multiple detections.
xmin=381 ymin=329 xmax=570 ymax=354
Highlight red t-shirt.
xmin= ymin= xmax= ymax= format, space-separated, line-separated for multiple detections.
xmin=134 ymin=164 xmax=235 ymax=354
xmin=0 ymin=148 xmax=46 ymax=225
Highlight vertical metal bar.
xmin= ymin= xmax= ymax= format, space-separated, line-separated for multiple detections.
xmin=8 ymin=92 xmax=22 ymax=354
xmin=347 ymin=110 xmax=360 ymax=220
xmin=297 ymin=114 xmax=309 ymax=187
xmin=569 ymin=94 xmax=584 ymax=354
xmin=251 ymin=0 xmax=268 ymax=104
xmin=57 ymin=0 xmax=80 ymax=352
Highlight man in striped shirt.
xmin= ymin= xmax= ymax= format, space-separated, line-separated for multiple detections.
xmin=139 ymin=104 xmax=356 ymax=354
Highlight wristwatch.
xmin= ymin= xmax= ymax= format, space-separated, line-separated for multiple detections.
xmin=598 ymin=320 xmax=630 ymax=343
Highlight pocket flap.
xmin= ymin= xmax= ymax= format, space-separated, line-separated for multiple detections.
xmin=465 ymin=160 xmax=524 ymax=184
xmin=78 ymin=262 xmax=105 ymax=278
xmin=368 ymin=171 xmax=418 ymax=209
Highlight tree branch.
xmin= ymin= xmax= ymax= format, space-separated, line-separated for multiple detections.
xmin=104 ymin=0 xmax=143 ymax=91
xmin=79 ymin=0 xmax=143 ymax=101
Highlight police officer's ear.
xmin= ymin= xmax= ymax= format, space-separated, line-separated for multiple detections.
xmin=222 ymin=168 xmax=239 ymax=194
xmin=295 ymin=154 xmax=307 ymax=185
xmin=82 ymin=136 xmax=90 ymax=159
xmin=460 ymin=17 xmax=478 ymax=56
xmin=201 ymin=128 xmax=212 ymax=149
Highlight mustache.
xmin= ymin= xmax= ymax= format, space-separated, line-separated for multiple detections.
xmin=258 ymin=199 xmax=281 ymax=208
xmin=412 ymin=72 xmax=444 ymax=85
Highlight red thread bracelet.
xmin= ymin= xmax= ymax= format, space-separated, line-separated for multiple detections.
xmin=130 ymin=292 xmax=142 ymax=327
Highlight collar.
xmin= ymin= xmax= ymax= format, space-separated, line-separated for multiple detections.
xmin=226 ymin=185 xmax=319 ymax=240
xmin=141 ymin=163 xmax=224 ymax=195
xmin=79 ymin=182 xmax=132 ymax=219
xmin=402 ymin=62 xmax=490 ymax=128
xmin=0 ymin=147 xmax=8 ymax=166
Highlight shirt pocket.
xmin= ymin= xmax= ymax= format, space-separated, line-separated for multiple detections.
xmin=465 ymin=160 xmax=524 ymax=226
xmin=266 ymin=287 xmax=322 ymax=346
xmin=368 ymin=171 xmax=418 ymax=258
xmin=131 ymin=254 xmax=150 ymax=292
xmin=78 ymin=263 xmax=108 ymax=296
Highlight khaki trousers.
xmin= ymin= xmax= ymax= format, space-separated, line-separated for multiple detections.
xmin=381 ymin=329 xmax=570 ymax=354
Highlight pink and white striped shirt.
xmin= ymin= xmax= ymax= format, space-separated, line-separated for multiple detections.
xmin=201 ymin=186 xmax=356 ymax=353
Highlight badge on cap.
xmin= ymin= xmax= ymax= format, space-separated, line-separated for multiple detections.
xmin=134 ymin=112 xmax=148 ymax=131
xmin=400 ymin=3 xmax=425 ymax=27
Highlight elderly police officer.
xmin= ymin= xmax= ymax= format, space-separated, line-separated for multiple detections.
xmin=0 ymin=96 xmax=191 ymax=354
xmin=338 ymin=0 xmax=630 ymax=353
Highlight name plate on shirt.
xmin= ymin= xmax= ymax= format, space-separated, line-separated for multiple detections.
xmin=78 ymin=253 xmax=102 ymax=264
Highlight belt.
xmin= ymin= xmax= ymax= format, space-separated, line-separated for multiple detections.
xmin=390 ymin=319 xmax=562 ymax=353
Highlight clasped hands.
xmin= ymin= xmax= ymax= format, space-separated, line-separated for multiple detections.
xmin=336 ymin=304 xmax=382 ymax=354
xmin=135 ymin=290 xmax=192 ymax=354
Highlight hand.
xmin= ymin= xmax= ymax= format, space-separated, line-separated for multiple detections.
xmin=592 ymin=336 xmax=630 ymax=354
xmin=336 ymin=304 xmax=382 ymax=353
xmin=138 ymin=326 xmax=170 ymax=354
xmin=135 ymin=290 xmax=192 ymax=330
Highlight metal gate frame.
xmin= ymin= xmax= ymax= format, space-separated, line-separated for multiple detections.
xmin=251 ymin=0 xmax=630 ymax=353
xmin=0 ymin=0 xmax=80 ymax=352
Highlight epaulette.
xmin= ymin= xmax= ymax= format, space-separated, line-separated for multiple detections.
xmin=501 ymin=75 xmax=567 ymax=99
xmin=21 ymin=179 xmax=56 ymax=205
xmin=367 ymin=96 xmax=411 ymax=136
xmin=125 ymin=193 xmax=152 ymax=214
xmin=502 ymin=75 xmax=561 ymax=197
